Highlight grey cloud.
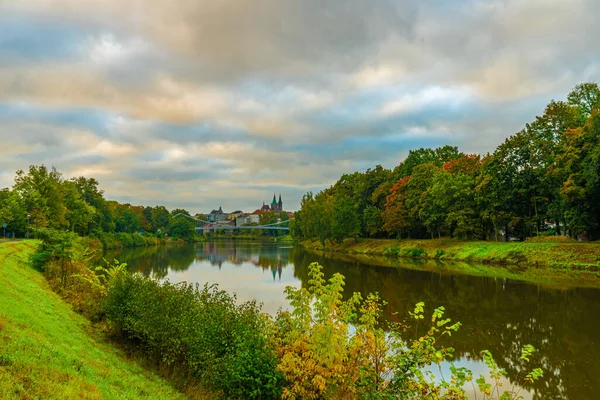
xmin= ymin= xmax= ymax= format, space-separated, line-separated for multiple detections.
xmin=2 ymin=0 xmax=600 ymax=212
xmin=124 ymin=166 xmax=229 ymax=183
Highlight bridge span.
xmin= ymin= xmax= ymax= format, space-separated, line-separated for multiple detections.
xmin=172 ymin=213 xmax=290 ymax=231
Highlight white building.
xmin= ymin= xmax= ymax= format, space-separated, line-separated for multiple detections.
xmin=236 ymin=213 xmax=260 ymax=226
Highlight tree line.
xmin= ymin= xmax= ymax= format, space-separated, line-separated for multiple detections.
xmin=292 ymin=82 xmax=600 ymax=242
xmin=0 ymin=166 xmax=198 ymax=240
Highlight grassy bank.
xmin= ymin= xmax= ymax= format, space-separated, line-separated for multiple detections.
xmin=89 ymin=232 xmax=168 ymax=250
xmin=301 ymin=238 xmax=600 ymax=271
xmin=0 ymin=241 xmax=184 ymax=400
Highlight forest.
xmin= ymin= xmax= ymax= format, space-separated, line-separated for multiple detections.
xmin=291 ymin=83 xmax=600 ymax=243
xmin=0 ymin=166 xmax=198 ymax=241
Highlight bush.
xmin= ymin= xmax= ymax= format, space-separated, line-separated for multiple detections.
xmin=383 ymin=246 xmax=400 ymax=257
xmin=274 ymin=263 xmax=544 ymax=399
xmin=91 ymin=232 xmax=163 ymax=250
xmin=435 ymin=249 xmax=446 ymax=259
xmin=403 ymin=246 xmax=427 ymax=258
xmin=505 ymin=250 xmax=527 ymax=265
xmin=525 ymin=235 xmax=572 ymax=243
xmin=104 ymin=274 xmax=284 ymax=399
xmin=29 ymin=228 xmax=121 ymax=319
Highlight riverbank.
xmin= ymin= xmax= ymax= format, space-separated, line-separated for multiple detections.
xmin=301 ymin=238 xmax=600 ymax=271
xmin=0 ymin=241 xmax=184 ymax=400
xmin=202 ymin=234 xmax=293 ymax=243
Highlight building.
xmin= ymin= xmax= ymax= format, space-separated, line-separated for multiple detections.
xmin=207 ymin=206 xmax=227 ymax=222
xmin=228 ymin=210 xmax=244 ymax=221
xmin=236 ymin=212 xmax=260 ymax=226
xmin=270 ymin=194 xmax=283 ymax=213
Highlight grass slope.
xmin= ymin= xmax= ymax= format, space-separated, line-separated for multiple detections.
xmin=301 ymin=238 xmax=600 ymax=269
xmin=0 ymin=241 xmax=185 ymax=400
xmin=301 ymin=238 xmax=600 ymax=288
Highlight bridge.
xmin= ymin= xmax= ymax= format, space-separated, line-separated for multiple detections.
xmin=172 ymin=213 xmax=290 ymax=231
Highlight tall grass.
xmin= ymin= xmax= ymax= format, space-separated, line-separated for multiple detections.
xmin=0 ymin=241 xmax=184 ymax=400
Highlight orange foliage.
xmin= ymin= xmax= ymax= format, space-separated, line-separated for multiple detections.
xmin=382 ymin=176 xmax=412 ymax=236
xmin=442 ymin=154 xmax=481 ymax=175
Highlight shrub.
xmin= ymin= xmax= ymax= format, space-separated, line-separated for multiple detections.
xmin=275 ymin=263 xmax=543 ymax=399
xmin=29 ymin=228 xmax=124 ymax=319
xmin=383 ymin=246 xmax=400 ymax=257
xmin=90 ymin=231 xmax=163 ymax=250
xmin=505 ymin=250 xmax=527 ymax=265
xmin=435 ymin=249 xmax=446 ymax=259
xmin=104 ymin=274 xmax=284 ymax=399
xmin=525 ymin=235 xmax=572 ymax=243
xmin=403 ymin=246 xmax=427 ymax=258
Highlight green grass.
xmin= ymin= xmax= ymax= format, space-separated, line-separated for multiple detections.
xmin=0 ymin=241 xmax=186 ymax=400
xmin=301 ymin=238 xmax=600 ymax=289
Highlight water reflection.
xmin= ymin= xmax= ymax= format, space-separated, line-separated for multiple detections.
xmin=105 ymin=241 xmax=600 ymax=400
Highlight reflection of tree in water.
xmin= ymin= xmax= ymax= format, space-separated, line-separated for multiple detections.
xmin=105 ymin=243 xmax=599 ymax=398
xmin=110 ymin=241 xmax=294 ymax=281
xmin=105 ymin=244 xmax=196 ymax=279
xmin=291 ymin=247 xmax=600 ymax=400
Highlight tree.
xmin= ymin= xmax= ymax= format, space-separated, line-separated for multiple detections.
xmin=71 ymin=176 xmax=113 ymax=233
xmin=151 ymin=206 xmax=170 ymax=234
xmin=363 ymin=205 xmax=383 ymax=237
xmin=0 ymin=188 xmax=27 ymax=237
xmin=259 ymin=211 xmax=279 ymax=236
xmin=63 ymin=181 xmax=95 ymax=235
xmin=392 ymin=145 xmax=461 ymax=181
xmin=331 ymin=194 xmax=361 ymax=242
xmin=558 ymin=106 xmax=600 ymax=237
xmin=13 ymin=165 xmax=68 ymax=230
xmin=568 ymin=82 xmax=600 ymax=117
xmin=429 ymin=169 xmax=481 ymax=239
xmin=169 ymin=214 xmax=196 ymax=240
xmin=382 ymin=177 xmax=412 ymax=238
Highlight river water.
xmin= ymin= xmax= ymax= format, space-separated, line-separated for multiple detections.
xmin=106 ymin=240 xmax=600 ymax=399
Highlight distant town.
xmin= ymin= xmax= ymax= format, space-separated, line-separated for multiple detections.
xmin=194 ymin=194 xmax=292 ymax=232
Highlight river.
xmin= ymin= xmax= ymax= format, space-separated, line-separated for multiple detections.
xmin=106 ymin=240 xmax=600 ymax=400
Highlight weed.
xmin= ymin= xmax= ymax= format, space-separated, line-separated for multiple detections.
xmin=404 ymin=246 xmax=427 ymax=258
xmin=383 ymin=246 xmax=400 ymax=257
xmin=0 ymin=354 xmax=13 ymax=366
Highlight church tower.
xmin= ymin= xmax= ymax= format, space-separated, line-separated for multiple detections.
xmin=271 ymin=194 xmax=278 ymax=212
xmin=278 ymin=194 xmax=283 ymax=212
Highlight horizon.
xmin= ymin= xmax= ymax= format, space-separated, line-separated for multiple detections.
xmin=1 ymin=0 xmax=599 ymax=211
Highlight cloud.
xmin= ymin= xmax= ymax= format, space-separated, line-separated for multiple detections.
xmin=1 ymin=0 xmax=599 ymax=211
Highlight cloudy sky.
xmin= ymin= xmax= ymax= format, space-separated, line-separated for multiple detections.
xmin=1 ymin=0 xmax=599 ymax=213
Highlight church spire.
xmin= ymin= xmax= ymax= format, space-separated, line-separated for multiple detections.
xmin=272 ymin=194 xmax=277 ymax=205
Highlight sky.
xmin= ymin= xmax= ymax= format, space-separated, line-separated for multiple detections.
xmin=1 ymin=0 xmax=599 ymax=213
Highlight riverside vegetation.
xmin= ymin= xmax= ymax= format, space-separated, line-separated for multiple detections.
xmin=2 ymin=230 xmax=545 ymax=399
xmin=0 ymin=241 xmax=184 ymax=400
xmin=291 ymin=83 xmax=600 ymax=245
xmin=301 ymin=236 xmax=600 ymax=272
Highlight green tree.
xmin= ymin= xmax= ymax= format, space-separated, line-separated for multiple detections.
xmin=363 ymin=205 xmax=383 ymax=237
xmin=259 ymin=211 xmax=280 ymax=236
xmin=567 ymin=82 xmax=600 ymax=117
xmin=63 ymin=181 xmax=95 ymax=235
xmin=0 ymin=188 xmax=27 ymax=237
xmin=392 ymin=145 xmax=461 ymax=181
xmin=71 ymin=176 xmax=113 ymax=233
xmin=150 ymin=205 xmax=170 ymax=234
xmin=331 ymin=194 xmax=361 ymax=242
xmin=169 ymin=214 xmax=196 ymax=240
xmin=13 ymin=165 xmax=68 ymax=230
